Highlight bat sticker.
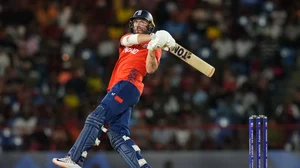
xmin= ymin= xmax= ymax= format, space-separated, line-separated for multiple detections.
xmin=170 ymin=44 xmax=192 ymax=60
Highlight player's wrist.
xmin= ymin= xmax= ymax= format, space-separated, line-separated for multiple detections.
xmin=150 ymin=33 xmax=156 ymax=40
xmin=147 ymin=47 xmax=155 ymax=51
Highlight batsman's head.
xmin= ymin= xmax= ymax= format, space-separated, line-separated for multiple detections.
xmin=129 ymin=10 xmax=155 ymax=34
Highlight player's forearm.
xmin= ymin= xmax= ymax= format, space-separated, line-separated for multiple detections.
xmin=137 ymin=34 xmax=152 ymax=44
xmin=121 ymin=34 xmax=152 ymax=46
xmin=146 ymin=50 xmax=158 ymax=74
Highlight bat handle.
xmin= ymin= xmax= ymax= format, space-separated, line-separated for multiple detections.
xmin=162 ymin=47 xmax=170 ymax=51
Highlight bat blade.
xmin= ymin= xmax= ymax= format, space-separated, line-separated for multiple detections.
xmin=168 ymin=43 xmax=215 ymax=77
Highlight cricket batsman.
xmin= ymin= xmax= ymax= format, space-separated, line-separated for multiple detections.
xmin=52 ymin=10 xmax=176 ymax=168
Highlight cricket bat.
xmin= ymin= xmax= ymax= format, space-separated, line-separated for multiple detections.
xmin=168 ymin=43 xmax=215 ymax=77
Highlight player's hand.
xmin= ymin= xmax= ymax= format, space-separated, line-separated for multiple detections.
xmin=165 ymin=34 xmax=176 ymax=49
xmin=156 ymin=30 xmax=176 ymax=49
xmin=147 ymin=30 xmax=176 ymax=51
xmin=147 ymin=31 xmax=168 ymax=50
xmin=158 ymin=30 xmax=176 ymax=50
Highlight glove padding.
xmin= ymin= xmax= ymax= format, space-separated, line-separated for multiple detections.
xmin=147 ymin=30 xmax=176 ymax=51
xmin=147 ymin=33 xmax=167 ymax=51
xmin=164 ymin=33 xmax=176 ymax=49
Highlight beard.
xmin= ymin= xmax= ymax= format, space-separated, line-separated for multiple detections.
xmin=134 ymin=27 xmax=148 ymax=34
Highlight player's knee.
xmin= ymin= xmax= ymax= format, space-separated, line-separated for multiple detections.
xmin=85 ymin=104 xmax=107 ymax=128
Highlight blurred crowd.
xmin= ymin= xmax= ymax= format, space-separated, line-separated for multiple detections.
xmin=0 ymin=0 xmax=300 ymax=152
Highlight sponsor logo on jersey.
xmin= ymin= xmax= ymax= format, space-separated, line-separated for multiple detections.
xmin=123 ymin=47 xmax=139 ymax=54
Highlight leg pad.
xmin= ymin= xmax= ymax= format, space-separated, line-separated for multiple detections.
xmin=107 ymin=129 xmax=151 ymax=168
xmin=68 ymin=104 xmax=106 ymax=163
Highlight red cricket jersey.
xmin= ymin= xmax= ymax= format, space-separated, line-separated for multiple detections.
xmin=107 ymin=34 xmax=162 ymax=95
